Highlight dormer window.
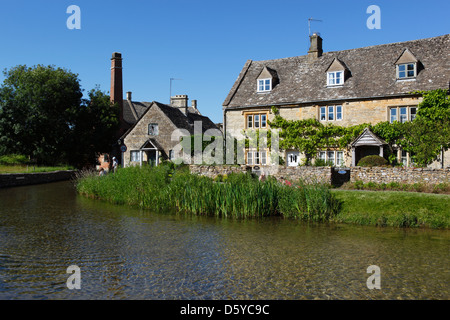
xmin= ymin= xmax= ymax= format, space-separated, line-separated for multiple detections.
xmin=257 ymin=79 xmax=272 ymax=92
xmin=395 ymin=49 xmax=419 ymax=80
xmin=325 ymin=58 xmax=348 ymax=87
xmin=327 ymin=71 xmax=344 ymax=86
xmin=256 ymin=66 xmax=278 ymax=93
xmin=397 ymin=63 xmax=416 ymax=79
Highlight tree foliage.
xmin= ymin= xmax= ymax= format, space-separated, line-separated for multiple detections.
xmin=0 ymin=65 xmax=119 ymax=167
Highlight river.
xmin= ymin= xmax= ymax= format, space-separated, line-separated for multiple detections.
xmin=0 ymin=181 xmax=448 ymax=300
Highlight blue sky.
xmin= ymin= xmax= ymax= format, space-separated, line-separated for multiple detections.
xmin=0 ymin=0 xmax=448 ymax=123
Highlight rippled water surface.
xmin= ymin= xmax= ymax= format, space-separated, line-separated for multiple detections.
xmin=0 ymin=181 xmax=448 ymax=299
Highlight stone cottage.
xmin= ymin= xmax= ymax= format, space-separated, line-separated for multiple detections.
xmin=222 ymin=33 xmax=450 ymax=168
xmin=109 ymin=52 xmax=219 ymax=167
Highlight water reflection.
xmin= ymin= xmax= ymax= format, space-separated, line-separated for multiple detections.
xmin=0 ymin=182 xmax=448 ymax=299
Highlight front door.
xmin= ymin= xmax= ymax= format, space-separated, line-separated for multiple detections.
xmin=287 ymin=151 xmax=300 ymax=167
xmin=146 ymin=150 xmax=157 ymax=166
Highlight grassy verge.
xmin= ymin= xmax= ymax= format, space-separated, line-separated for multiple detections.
xmin=331 ymin=189 xmax=450 ymax=229
xmin=340 ymin=180 xmax=450 ymax=194
xmin=76 ymin=164 xmax=449 ymax=229
xmin=0 ymin=165 xmax=74 ymax=174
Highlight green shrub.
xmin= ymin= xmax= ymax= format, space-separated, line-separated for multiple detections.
xmin=0 ymin=154 xmax=29 ymax=165
xmin=357 ymin=155 xmax=388 ymax=167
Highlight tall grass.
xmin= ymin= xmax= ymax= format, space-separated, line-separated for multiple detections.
xmin=76 ymin=165 xmax=340 ymax=221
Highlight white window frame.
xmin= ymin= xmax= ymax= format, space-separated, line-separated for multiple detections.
xmin=287 ymin=151 xmax=300 ymax=167
xmin=130 ymin=151 xmax=141 ymax=162
xmin=327 ymin=71 xmax=344 ymax=86
xmin=246 ymin=150 xmax=268 ymax=166
xmin=389 ymin=106 xmax=418 ymax=123
xmin=319 ymin=105 xmax=343 ymax=122
xmin=257 ymin=78 xmax=272 ymax=92
xmin=318 ymin=150 xmax=344 ymax=167
xmin=397 ymin=63 xmax=417 ymax=80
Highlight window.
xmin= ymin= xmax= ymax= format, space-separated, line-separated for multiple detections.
xmin=390 ymin=108 xmax=397 ymax=123
xmin=318 ymin=150 xmax=344 ymax=167
xmin=389 ymin=106 xmax=418 ymax=123
xmin=327 ymin=71 xmax=344 ymax=86
xmin=287 ymin=151 xmax=299 ymax=167
xmin=247 ymin=152 xmax=253 ymax=165
xmin=320 ymin=107 xmax=326 ymax=121
xmin=148 ymin=123 xmax=159 ymax=135
xmin=336 ymin=106 xmax=343 ymax=120
xmin=261 ymin=114 xmax=267 ymax=128
xmin=247 ymin=115 xmax=253 ymax=128
xmin=401 ymin=150 xmax=408 ymax=166
xmin=328 ymin=106 xmax=334 ymax=121
xmin=246 ymin=151 xmax=268 ymax=165
xmin=319 ymin=105 xmax=343 ymax=121
xmin=397 ymin=63 xmax=416 ymax=79
xmin=246 ymin=113 xmax=268 ymax=129
xmin=169 ymin=150 xmax=174 ymax=160
xmin=410 ymin=107 xmax=417 ymax=121
xmin=257 ymin=79 xmax=272 ymax=92
xmin=327 ymin=151 xmax=335 ymax=166
xmin=399 ymin=107 xmax=408 ymax=123
xmin=130 ymin=151 xmax=141 ymax=162
xmin=336 ymin=151 xmax=344 ymax=167
xmin=318 ymin=151 xmax=326 ymax=162
xmin=254 ymin=115 xmax=260 ymax=128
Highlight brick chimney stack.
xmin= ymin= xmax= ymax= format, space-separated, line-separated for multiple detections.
xmin=110 ymin=52 xmax=125 ymax=135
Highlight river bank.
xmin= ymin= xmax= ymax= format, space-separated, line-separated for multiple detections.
xmin=76 ymin=165 xmax=449 ymax=229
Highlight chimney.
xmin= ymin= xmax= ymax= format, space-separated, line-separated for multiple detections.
xmin=170 ymin=95 xmax=188 ymax=115
xmin=308 ymin=32 xmax=323 ymax=61
xmin=191 ymin=99 xmax=197 ymax=110
xmin=110 ymin=52 xmax=125 ymax=134
xmin=126 ymin=91 xmax=132 ymax=101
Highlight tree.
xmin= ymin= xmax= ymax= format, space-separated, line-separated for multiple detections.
xmin=0 ymin=65 xmax=120 ymax=168
xmin=68 ymin=87 xmax=119 ymax=168
xmin=0 ymin=65 xmax=82 ymax=165
xmin=403 ymin=89 xmax=450 ymax=166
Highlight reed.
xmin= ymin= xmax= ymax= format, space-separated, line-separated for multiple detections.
xmin=76 ymin=164 xmax=339 ymax=221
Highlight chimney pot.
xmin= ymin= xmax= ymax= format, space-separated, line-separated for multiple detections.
xmin=126 ymin=91 xmax=132 ymax=101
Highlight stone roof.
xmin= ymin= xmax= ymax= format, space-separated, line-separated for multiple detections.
xmin=223 ymin=34 xmax=450 ymax=109
xmin=120 ymin=101 xmax=220 ymax=140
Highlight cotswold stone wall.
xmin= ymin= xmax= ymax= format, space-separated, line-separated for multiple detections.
xmin=350 ymin=167 xmax=450 ymax=184
xmin=189 ymin=165 xmax=332 ymax=184
xmin=0 ymin=170 xmax=77 ymax=188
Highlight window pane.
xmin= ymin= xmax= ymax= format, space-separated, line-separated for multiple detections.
xmin=261 ymin=114 xmax=267 ymax=128
xmin=400 ymin=107 xmax=407 ymax=123
xmin=255 ymin=152 xmax=260 ymax=165
xmin=401 ymin=150 xmax=407 ymax=166
xmin=410 ymin=107 xmax=417 ymax=121
xmin=336 ymin=105 xmax=342 ymax=120
xmin=319 ymin=151 xmax=326 ymax=161
xmin=336 ymin=72 xmax=342 ymax=84
xmin=328 ymin=106 xmax=334 ymax=120
xmin=265 ymin=79 xmax=271 ymax=91
xmin=390 ymin=108 xmax=397 ymax=123
xmin=247 ymin=115 xmax=253 ymax=128
xmin=258 ymin=80 xmax=264 ymax=91
xmin=327 ymin=151 xmax=335 ymax=166
xmin=320 ymin=107 xmax=326 ymax=120
xmin=148 ymin=124 xmax=158 ymax=135
xmin=247 ymin=152 xmax=253 ymax=165
xmin=407 ymin=64 xmax=414 ymax=71
xmin=337 ymin=151 xmax=344 ymax=167
xmin=254 ymin=115 xmax=260 ymax=128
xmin=328 ymin=72 xmax=335 ymax=85
xmin=261 ymin=152 xmax=267 ymax=165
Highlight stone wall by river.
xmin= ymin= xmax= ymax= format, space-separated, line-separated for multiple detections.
xmin=0 ymin=170 xmax=77 ymax=188
xmin=190 ymin=165 xmax=449 ymax=185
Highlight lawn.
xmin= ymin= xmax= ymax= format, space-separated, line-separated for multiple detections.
xmin=332 ymin=189 xmax=450 ymax=228
xmin=0 ymin=165 xmax=74 ymax=174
